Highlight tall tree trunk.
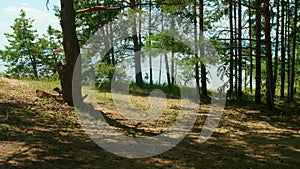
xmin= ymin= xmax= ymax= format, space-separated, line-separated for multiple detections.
xmin=159 ymin=13 xmax=163 ymax=85
xmin=229 ymin=1 xmax=234 ymax=95
xmin=280 ymin=0 xmax=286 ymax=99
xmin=200 ymin=0 xmax=207 ymax=97
xmin=109 ymin=23 xmax=115 ymax=65
xmin=132 ymin=13 xmax=143 ymax=87
xmin=287 ymin=0 xmax=291 ymax=101
xmin=264 ymin=0 xmax=275 ymax=110
xmin=255 ymin=0 xmax=262 ymax=103
xmin=238 ymin=0 xmax=243 ymax=97
xmin=273 ymin=0 xmax=280 ymax=100
xmin=159 ymin=54 xmax=162 ymax=85
xmin=194 ymin=0 xmax=201 ymax=99
xmin=234 ymin=1 xmax=238 ymax=93
xmin=171 ymin=16 xmax=175 ymax=85
xmin=60 ymin=0 xmax=82 ymax=106
xmin=249 ymin=0 xmax=253 ymax=93
xmin=29 ymin=55 xmax=39 ymax=80
xmin=149 ymin=0 xmax=153 ymax=85
xmin=291 ymin=0 xmax=298 ymax=101
xmin=171 ymin=52 xmax=175 ymax=85
xmin=165 ymin=54 xmax=171 ymax=88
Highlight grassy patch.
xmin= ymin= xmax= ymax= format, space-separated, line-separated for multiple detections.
xmin=24 ymin=79 xmax=60 ymax=93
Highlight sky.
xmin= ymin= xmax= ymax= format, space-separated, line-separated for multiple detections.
xmin=0 ymin=0 xmax=61 ymax=49
xmin=0 ymin=0 xmax=60 ymax=71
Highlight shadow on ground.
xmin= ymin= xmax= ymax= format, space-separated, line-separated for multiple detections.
xmin=0 ymin=79 xmax=300 ymax=168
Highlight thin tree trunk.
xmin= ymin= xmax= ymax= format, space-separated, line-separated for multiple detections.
xmin=255 ymin=0 xmax=262 ymax=103
xmin=165 ymin=54 xmax=171 ymax=88
xmin=234 ymin=1 xmax=238 ymax=93
xmin=280 ymin=0 xmax=285 ymax=99
xmin=291 ymin=0 xmax=298 ymax=101
xmin=273 ymin=0 xmax=280 ymax=100
xmin=171 ymin=16 xmax=175 ymax=85
xmin=194 ymin=0 xmax=201 ymax=99
xmin=200 ymin=0 xmax=207 ymax=97
xmin=238 ymin=0 xmax=243 ymax=97
xmin=286 ymin=0 xmax=291 ymax=102
xmin=264 ymin=0 xmax=275 ymax=110
xmin=109 ymin=23 xmax=115 ymax=65
xmin=159 ymin=12 xmax=163 ymax=85
xmin=171 ymin=52 xmax=175 ymax=85
xmin=159 ymin=54 xmax=162 ymax=85
xmin=133 ymin=34 xmax=143 ymax=87
xmin=229 ymin=1 xmax=234 ymax=95
xmin=249 ymin=0 xmax=253 ymax=93
xmin=132 ymin=12 xmax=143 ymax=87
xmin=29 ymin=55 xmax=39 ymax=80
xmin=149 ymin=0 xmax=153 ymax=85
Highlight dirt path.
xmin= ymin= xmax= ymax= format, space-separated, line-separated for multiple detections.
xmin=0 ymin=77 xmax=300 ymax=169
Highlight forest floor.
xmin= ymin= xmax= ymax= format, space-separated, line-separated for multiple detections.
xmin=0 ymin=77 xmax=300 ymax=169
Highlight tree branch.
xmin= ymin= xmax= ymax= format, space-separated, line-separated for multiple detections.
xmin=76 ymin=5 xmax=130 ymax=15
xmin=231 ymin=0 xmax=257 ymax=9
xmin=46 ymin=0 xmax=50 ymax=11
xmin=76 ymin=2 xmax=192 ymax=15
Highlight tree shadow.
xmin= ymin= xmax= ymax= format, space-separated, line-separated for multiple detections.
xmin=1 ymin=95 xmax=300 ymax=168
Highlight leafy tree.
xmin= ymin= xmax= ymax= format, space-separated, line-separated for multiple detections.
xmin=38 ymin=25 xmax=64 ymax=78
xmin=1 ymin=10 xmax=40 ymax=79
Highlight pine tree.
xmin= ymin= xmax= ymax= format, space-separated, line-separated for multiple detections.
xmin=1 ymin=10 xmax=39 ymax=79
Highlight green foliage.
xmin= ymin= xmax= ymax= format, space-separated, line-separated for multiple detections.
xmin=74 ymin=0 xmax=122 ymax=46
xmin=144 ymin=32 xmax=192 ymax=55
xmin=94 ymin=62 xmax=127 ymax=91
xmin=1 ymin=10 xmax=39 ymax=79
xmin=0 ymin=10 xmax=63 ymax=80
xmin=157 ymin=0 xmax=194 ymax=14
xmin=129 ymin=82 xmax=181 ymax=99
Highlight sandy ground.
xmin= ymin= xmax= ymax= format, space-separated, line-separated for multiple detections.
xmin=0 ymin=77 xmax=300 ymax=169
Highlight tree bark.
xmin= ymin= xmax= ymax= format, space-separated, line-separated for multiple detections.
xmin=264 ymin=0 xmax=275 ymax=110
xmin=29 ymin=55 xmax=39 ymax=80
xmin=60 ymin=0 xmax=82 ymax=106
xmin=229 ymin=1 xmax=234 ymax=95
xmin=238 ymin=0 xmax=243 ymax=97
xmin=255 ymin=0 xmax=262 ymax=103
xmin=287 ymin=0 xmax=291 ymax=102
xmin=234 ymin=1 xmax=238 ymax=93
xmin=171 ymin=52 xmax=175 ymax=85
xmin=194 ymin=0 xmax=201 ymax=99
xmin=164 ymin=54 xmax=171 ymax=88
xmin=285 ymin=0 xmax=291 ymax=102
xmin=132 ymin=16 xmax=143 ymax=87
xmin=291 ymin=0 xmax=298 ymax=101
xmin=280 ymin=0 xmax=285 ymax=99
xmin=149 ymin=0 xmax=153 ymax=85
xmin=273 ymin=0 xmax=280 ymax=100
xmin=109 ymin=23 xmax=115 ymax=65
xmin=200 ymin=0 xmax=207 ymax=97
xmin=249 ymin=0 xmax=253 ymax=93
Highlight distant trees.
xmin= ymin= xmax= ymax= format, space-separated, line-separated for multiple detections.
xmin=219 ymin=0 xmax=299 ymax=109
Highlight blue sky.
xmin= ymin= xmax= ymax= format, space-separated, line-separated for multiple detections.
xmin=0 ymin=0 xmax=60 ymax=50
xmin=0 ymin=0 xmax=60 ymax=71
